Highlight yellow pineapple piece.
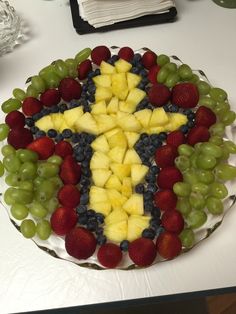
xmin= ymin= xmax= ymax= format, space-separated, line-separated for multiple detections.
xmin=91 ymin=169 xmax=112 ymax=187
xmin=117 ymin=113 xmax=142 ymax=132
xmin=111 ymin=73 xmax=129 ymax=100
xmin=123 ymin=194 xmax=144 ymax=215
xmin=51 ymin=113 xmax=64 ymax=130
xmin=147 ymin=126 xmax=165 ymax=134
xmin=149 ymin=107 xmax=169 ymax=127
xmin=104 ymin=127 xmax=121 ymax=139
xmin=93 ymin=114 xmax=116 ymax=133
xmin=134 ymin=109 xmax=152 ymax=129
xmin=105 ymin=174 xmax=122 ymax=191
xmin=108 ymin=146 xmax=126 ymax=163
xmin=124 ymin=132 xmax=140 ymax=148
xmin=35 ymin=116 xmax=54 ymax=132
xmin=89 ymin=186 xmax=108 ymax=203
xmin=110 ymin=163 xmax=131 ymax=181
xmin=107 ymin=97 xmax=119 ymax=114
xmin=127 ymin=215 xmax=150 ymax=242
xmin=104 ymin=220 xmax=128 ymax=243
xmin=90 ymin=151 xmax=110 ymax=169
xmin=91 ymin=134 xmax=110 ymax=153
xmin=126 ymin=88 xmax=146 ymax=108
xmin=106 ymin=189 xmax=127 ymax=209
xmin=105 ymin=209 xmax=128 ymax=225
xmin=127 ymin=72 xmax=141 ymax=90
xmin=63 ymin=106 xmax=84 ymax=128
xmin=107 ymin=129 xmax=127 ymax=149
xmin=164 ymin=113 xmax=188 ymax=132
xmin=90 ymin=201 xmax=112 ymax=217
xmin=123 ymin=149 xmax=142 ymax=164
xmin=131 ymin=164 xmax=149 ymax=186
xmin=114 ymin=58 xmax=132 ymax=73
xmin=100 ymin=61 xmax=116 ymax=74
xmin=75 ymin=112 xmax=99 ymax=135
xmin=91 ymin=100 xmax=107 ymax=115
xmin=93 ymin=74 xmax=112 ymax=88
xmin=95 ymin=86 xmax=112 ymax=102
xmin=59 ymin=119 xmax=74 ymax=133
xmin=121 ymin=177 xmax=132 ymax=198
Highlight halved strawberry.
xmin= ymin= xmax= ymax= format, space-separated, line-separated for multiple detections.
xmin=155 ymin=144 xmax=178 ymax=168
xmin=148 ymin=83 xmax=171 ymax=107
xmin=118 ymin=47 xmax=134 ymax=62
xmin=171 ymin=83 xmax=199 ymax=108
xmin=40 ymin=88 xmax=61 ymax=107
xmin=78 ymin=59 xmax=92 ymax=80
xmin=141 ymin=50 xmax=157 ymax=69
xmin=5 ymin=110 xmax=25 ymax=129
xmin=50 ymin=206 xmax=77 ymax=236
xmin=8 ymin=127 xmax=33 ymax=149
xmin=186 ymin=125 xmax=210 ymax=146
xmin=166 ymin=130 xmax=186 ymax=147
xmin=195 ymin=106 xmax=216 ymax=128
xmin=59 ymin=155 xmax=81 ymax=185
xmin=97 ymin=243 xmax=122 ymax=268
xmin=59 ymin=78 xmax=82 ymax=101
xmin=58 ymin=184 xmax=80 ymax=208
xmin=54 ymin=140 xmax=73 ymax=158
xmin=147 ymin=64 xmax=161 ymax=84
xmin=91 ymin=46 xmax=111 ymax=65
xmin=161 ymin=210 xmax=184 ymax=234
xmin=154 ymin=189 xmax=177 ymax=212
xmin=128 ymin=238 xmax=157 ymax=267
xmin=22 ymin=97 xmax=43 ymax=116
xmin=156 ymin=231 xmax=182 ymax=260
xmin=157 ymin=166 xmax=183 ymax=190
xmin=27 ymin=136 xmax=55 ymax=160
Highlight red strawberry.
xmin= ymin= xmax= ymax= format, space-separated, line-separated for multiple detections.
xmin=148 ymin=64 xmax=161 ymax=84
xmin=166 ymin=130 xmax=186 ymax=147
xmin=58 ymin=184 xmax=80 ymax=208
xmin=148 ymin=83 xmax=171 ymax=107
xmin=59 ymin=78 xmax=82 ymax=102
xmin=27 ymin=136 xmax=55 ymax=159
xmin=55 ymin=140 xmax=73 ymax=158
xmin=5 ymin=110 xmax=25 ymax=129
xmin=154 ymin=189 xmax=177 ymax=212
xmin=118 ymin=47 xmax=134 ymax=62
xmin=8 ymin=127 xmax=33 ymax=149
xmin=91 ymin=46 xmax=111 ymax=65
xmin=155 ymin=144 xmax=178 ymax=168
xmin=65 ymin=227 xmax=97 ymax=259
xmin=78 ymin=59 xmax=92 ymax=80
xmin=187 ymin=125 xmax=210 ymax=146
xmin=97 ymin=243 xmax=122 ymax=268
xmin=157 ymin=166 xmax=183 ymax=190
xmin=141 ymin=50 xmax=157 ymax=69
xmin=195 ymin=106 xmax=216 ymax=128
xmin=60 ymin=155 xmax=81 ymax=185
xmin=22 ymin=97 xmax=43 ymax=116
xmin=156 ymin=231 xmax=182 ymax=260
xmin=40 ymin=88 xmax=61 ymax=107
xmin=50 ymin=207 xmax=77 ymax=236
xmin=128 ymin=238 xmax=157 ymax=267
xmin=161 ymin=210 xmax=184 ymax=234
xmin=171 ymin=83 xmax=199 ymax=109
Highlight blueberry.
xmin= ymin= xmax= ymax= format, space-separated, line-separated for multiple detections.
xmin=143 ymin=160 xmax=152 ymax=167
xmin=87 ymin=209 xmax=96 ymax=217
xmin=55 ymin=134 xmax=63 ymax=143
xmin=87 ymin=71 xmax=96 ymax=78
xmin=140 ymin=133 xmax=148 ymax=141
xmin=47 ymin=129 xmax=57 ymax=138
xmin=25 ymin=117 xmax=34 ymax=127
xmin=150 ymin=165 xmax=159 ymax=175
xmin=95 ymin=227 xmax=104 ymax=235
xmin=71 ymin=133 xmax=80 ymax=143
xmin=107 ymin=58 xmax=114 ymax=65
xmin=144 ymin=201 xmax=154 ymax=212
xmin=76 ymin=205 xmax=87 ymax=214
xmin=130 ymin=67 xmax=139 ymax=74
xmin=163 ymin=104 xmax=169 ymax=112
xmin=97 ymin=234 xmax=107 ymax=245
xmin=143 ymin=137 xmax=150 ymax=145
xmin=35 ymin=130 xmax=46 ymax=138
xmin=180 ymin=124 xmax=189 ymax=134
xmin=149 ymin=145 xmax=156 ymax=155
xmin=133 ymin=53 xmax=142 ymax=62
xmin=140 ymin=69 xmax=148 ymax=77
xmin=30 ymin=126 xmax=39 ymax=134
xmin=135 ymin=183 xmax=145 ymax=194
xmin=151 ymin=207 xmax=161 ymax=218
xmin=88 ymin=94 xmax=95 ymax=103
xmin=146 ymin=183 xmax=158 ymax=193
xmin=183 ymin=109 xmax=192 ymax=115
xmin=137 ymin=82 xmax=146 ymax=90
xmin=80 ymin=193 xmax=89 ymax=205
xmin=87 ymin=220 xmax=98 ymax=232
xmin=62 ymin=128 xmax=73 ymax=139
xmin=82 ymin=168 xmax=91 ymax=178
xmin=171 ymin=104 xmax=179 ymax=113
xmin=187 ymin=112 xmax=195 ymax=120
xmin=50 ymin=105 xmax=60 ymax=113
xmin=78 ymin=213 xmax=88 ymax=225
xmin=159 ymin=132 xmax=167 ymax=141
xmin=59 ymin=103 xmax=67 ymax=113
xmin=75 ymin=153 xmax=84 ymax=162
xmin=111 ymin=55 xmax=119 ymax=62
xmin=145 ymin=172 xmax=156 ymax=183
xmin=95 ymin=213 xmax=104 ymax=224
xmin=142 ymin=228 xmax=155 ymax=240
xmin=156 ymin=226 xmax=165 ymax=236
xmin=80 ymin=177 xmax=90 ymax=187
xmin=144 ymin=191 xmax=153 ymax=202
xmin=153 ymin=138 xmax=162 ymax=148
xmin=187 ymin=121 xmax=195 ymax=128
xmin=41 ymin=108 xmax=51 ymax=116
xmin=150 ymin=220 xmax=161 ymax=232
xmin=82 ymin=84 xmax=88 ymax=92
xmin=32 ymin=112 xmax=43 ymax=121
xmin=88 ymin=84 xmax=96 ymax=94
xmin=120 ymin=240 xmax=129 ymax=251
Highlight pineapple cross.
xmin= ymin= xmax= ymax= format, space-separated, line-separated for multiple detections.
xmin=36 ymin=59 xmax=187 ymax=243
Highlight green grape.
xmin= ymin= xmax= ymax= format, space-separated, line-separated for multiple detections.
xmin=33 ymin=176 xmax=45 ymax=189
xmin=13 ymin=88 xmax=26 ymax=101
xmin=220 ymin=110 xmax=236 ymax=126
xmin=29 ymin=201 xmax=48 ymax=218
xmin=18 ymin=180 xmax=34 ymax=191
xmin=197 ymin=169 xmax=215 ymax=184
xmin=196 ymin=154 xmax=217 ymax=170
xmin=20 ymin=219 xmax=36 ymax=238
xmin=176 ymin=198 xmax=192 ymax=216
xmin=209 ymin=182 xmax=228 ymax=199
xmin=190 ymin=153 xmax=198 ymax=168
xmin=214 ymin=101 xmax=230 ymax=116
xmin=175 ymin=155 xmax=191 ymax=171
xmin=197 ymin=81 xmax=211 ymax=95
xmin=26 ymin=84 xmax=39 ymax=98
xmin=199 ymin=96 xmax=216 ymax=109
xmin=183 ymin=169 xmax=199 ymax=185
xmin=163 ymin=62 xmax=177 ymax=72
xmin=43 ymin=197 xmax=59 ymax=213
xmin=4 ymin=188 xmax=15 ymax=205
xmin=165 ymin=73 xmax=180 ymax=88
xmin=189 ymin=192 xmax=206 ymax=210
xmin=157 ymin=67 xmax=169 ymax=83
xmin=41 ymin=72 xmax=60 ymax=88
xmin=36 ymin=219 xmax=51 ymax=240
xmin=191 ymin=182 xmax=209 ymax=196
xmin=200 ymin=142 xmax=223 ymax=158
xmin=37 ymin=162 xmax=59 ymax=178
xmin=54 ymin=60 xmax=69 ymax=79
xmin=5 ymin=173 xmax=21 ymax=186
xmin=75 ymin=48 xmax=92 ymax=65
xmin=219 ymin=148 xmax=230 ymax=161
xmin=39 ymin=64 xmax=55 ymax=77
xmin=189 ymin=74 xmax=200 ymax=84
xmin=10 ymin=203 xmax=28 ymax=220
xmin=19 ymin=162 xmax=37 ymax=180
xmin=3 ymin=154 xmax=21 ymax=173
xmin=1 ymin=144 xmax=15 ymax=156
xmin=215 ymin=163 xmax=236 ymax=180
xmin=0 ymin=123 xmax=10 ymax=140
xmin=223 ymin=141 xmax=236 ymax=154
xmin=6 ymin=187 xmax=34 ymax=205
xmin=49 ymin=176 xmax=63 ymax=190
xmin=209 ymin=136 xmax=223 ymax=146
xmin=31 ymin=75 xmax=46 ymax=93
xmin=177 ymin=64 xmax=193 ymax=80
xmin=179 ymin=228 xmax=195 ymax=248
xmin=35 ymin=180 xmax=56 ymax=201
xmin=47 ymin=155 xmax=63 ymax=165
xmin=173 ymin=182 xmax=191 ymax=197
xmin=206 ymin=197 xmax=223 ymax=215
xmin=209 ymin=87 xmax=227 ymax=102
xmin=194 ymin=142 xmax=203 ymax=153
xmin=209 ymin=123 xmax=225 ymax=137
xmin=16 ymin=149 xmax=38 ymax=163
xmin=178 ymin=144 xmax=194 ymax=157
xmin=187 ymin=210 xmax=207 ymax=229
xmin=0 ymin=161 xmax=4 ymax=177
xmin=1 ymin=98 xmax=21 ymax=113
xmin=65 ymin=58 xmax=77 ymax=78
xmin=156 ymin=54 xmax=170 ymax=67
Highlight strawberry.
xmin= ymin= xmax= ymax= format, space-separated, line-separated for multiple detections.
xmin=195 ymin=106 xmax=216 ymax=128
xmin=78 ymin=59 xmax=92 ymax=80
xmin=50 ymin=207 xmax=77 ymax=236
xmin=148 ymin=83 xmax=171 ymax=107
xmin=55 ymin=140 xmax=73 ymax=158
xmin=97 ymin=243 xmax=122 ymax=268
xmin=118 ymin=46 xmax=134 ymax=62
xmin=65 ymin=227 xmax=97 ymax=259
xmin=27 ymin=136 xmax=55 ymax=160
xmin=156 ymin=231 xmax=182 ymax=260
xmin=40 ymin=88 xmax=61 ymax=107
xmin=157 ymin=166 xmax=183 ymax=190
xmin=171 ymin=83 xmax=199 ymax=108
xmin=147 ymin=64 xmax=161 ymax=84
xmin=166 ymin=130 xmax=186 ymax=147
xmin=59 ymin=155 xmax=81 ymax=185
xmin=187 ymin=125 xmax=210 ymax=146
xmin=58 ymin=184 xmax=80 ymax=208
xmin=128 ymin=238 xmax=157 ymax=267
xmin=59 ymin=78 xmax=82 ymax=102
xmin=155 ymin=144 xmax=178 ymax=168
xmin=5 ymin=110 xmax=25 ymax=129
xmin=91 ymin=46 xmax=111 ymax=65
xmin=141 ymin=50 xmax=157 ymax=69
xmin=22 ymin=97 xmax=43 ymax=116
xmin=7 ymin=127 xmax=33 ymax=149
xmin=161 ymin=210 xmax=184 ymax=234
xmin=154 ymin=189 xmax=177 ymax=212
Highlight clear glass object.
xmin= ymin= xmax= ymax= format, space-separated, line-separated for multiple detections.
xmin=0 ymin=0 xmax=21 ymax=56
xmin=212 ymin=0 xmax=236 ymax=8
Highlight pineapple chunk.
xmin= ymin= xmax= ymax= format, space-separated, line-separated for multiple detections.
xmin=134 ymin=109 xmax=152 ymax=129
xmin=35 ymin=116 xmax=54 ymax=132
xmin=91 ymin=100 xmax=107 ymax=115
xmin=119 ymin=101 xmax=137 ymax=114
xmin=149 ymin=108 xmax=169 ymax=127
xmin=104 ymin=220 xmax=127 ymax=243
xmin=107 ymin=97 xmax=119 ymax=114
xmin=59 ymin=119 xmax=74 ymax=133
xmin=107 ymin=130 xmax=127 ymax=149
xmin=123 ymin=149 xmax=142 ymax=164
xmin=105 ymin=209 xmax=128 ymax=225
xmin=90 ymin=151 xmax=110 ymax=169
xmin=106 ymin=189 xmax=127 ymax=209
xmin=92 ymin=169 xmax=112 ymax=187
xmin=124 ymin=132 xmax=140 ymax=148
xmin=111 ymin=73 xmax=129 ymax=100
xmin=123 ymin=194 xmax=144 ymax=215
xmin=105 ymin=174 xmax=122 ymax=191
xmin=131 ymin=164 xmax=149 ymax=186
xmin=93 ymin=114 xmax=116 ymax=133
xmin=121 ymin=177 xmax=132 ymax=198
xmin=117 ymin=113 xmax=142 ymax=132
xmin=91 ymin=134 xmax=110 ymax=153
xmin=93 ymin=74 xmax=111 ymax=88
xmin=110 ymin=163 xmax=131 ymax=181
xmin=51 ymin=113 xmax=64 ymax=130
xmin=100 ymin=61 xmax=116 ymax=74
xmin=147 ymin=126 xmax=165 ymax=134
xmin=114 ymin=59 xmax=132 ymax=73
xmin=165 ymin=113 xmax=188 ymax=132
xmin=108 ymin=146 xmax=126 ymax=163
xmin=126 ymin=88 xmax=146 ymax=108
xmin=95 ymin=86 xmax=112 ymax=102
xmin=89 ymin=186 xmax=108 ymax=203
xmin=127 ymin=215 xmax=150 ymax=242
xmin=127 ymin=72 xmax=141 ymax=90
xmin=90 ymin=201 xmax=112 ymax=217
xmin=104 ymin=127 xmax=121 ymax=139
xmin=75 ymin=112 xmax=99 ymax=135
xmin=63 ymin=107 xmax=84 ymax=128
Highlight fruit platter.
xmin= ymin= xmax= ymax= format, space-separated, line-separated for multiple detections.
xmin=0 ymin=46 xmax=236 ymax=269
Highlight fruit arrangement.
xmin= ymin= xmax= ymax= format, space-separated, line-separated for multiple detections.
xmin=0 ymin=46 xmax=236 ymax=269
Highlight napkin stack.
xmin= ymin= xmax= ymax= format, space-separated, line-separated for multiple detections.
xmin=78 ymin=0 xmax=175 ymax=28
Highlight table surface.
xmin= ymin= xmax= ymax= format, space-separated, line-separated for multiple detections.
xmin=1 ymin=0 xmax=236 ymax=313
